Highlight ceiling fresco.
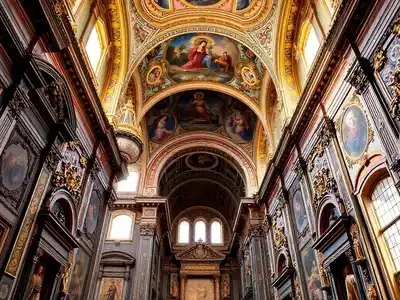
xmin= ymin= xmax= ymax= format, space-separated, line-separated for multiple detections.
xmin=145 ymin=90 xmax=257 ymax=144
xmin=138 ymin=0 xmax=270 ymax=24
xmin=140 ymin=33 xmax=264 ymax=105
xmin=154 ymin=0 xmax=254 ymax=10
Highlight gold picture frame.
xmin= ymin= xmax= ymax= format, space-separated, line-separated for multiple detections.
xmin=0 ymin=217 xmax=10 ymax=254
xmin=336 ymin=94 xmax=374 ymax=168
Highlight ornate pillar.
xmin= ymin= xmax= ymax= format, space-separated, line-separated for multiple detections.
xmin=180 ymin=274 xmax=187 ymax=300
xmin=247 ymin=206 xmax=270 ymax=300
xmin=133 ymin=206 xmax=158 ymax=300
xmin=214 ymin=274 xmax=220 ymax=300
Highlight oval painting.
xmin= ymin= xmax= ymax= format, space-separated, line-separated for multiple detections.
xmin=1 ymin=144 xmax=28 ymax=191
xmin=85 ymin=192 xmax=100 ymax=235
xmin=340 ymin=105 xmax=368 ymax=159
xmin=166 ymin=33 xmax=240 ymax=83
xmin=186 ymin=153 xmax=218 ymax=170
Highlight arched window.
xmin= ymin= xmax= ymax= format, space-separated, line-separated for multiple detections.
xmin=85 ymin=25 xmax=103 ymax=73
xmin=117 ymin=171 xmax=139 ymax=193
xmin=371 ymin=176 xmax=400 ymax=270
xmin=303 ymin=24 xmax=320 ymax=71
xmin=211 ymin=220 xmax=223 ymax=244
xmin=195 ymin=220 xmax=206 ymax=242
xmin=109 ymin=214 xmax=133 ymax=240
xmin=178 ymin=220 xmax=190 ymax=244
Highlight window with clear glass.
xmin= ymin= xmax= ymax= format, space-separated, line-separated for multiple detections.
xmin=178 ymin=220 xmax=190 ymax=243
xmin=117 ymin=171 xmax=139 ymax=192
xmin=85 ymin=26 xmax=102 ymax=73
xmin=304 ymin=25 xmax=320 ymax=70
xmin=195 ymin=220 xmax=206 ymax=242
xmin=211 ymin=220 xmax=222 ymax=244
xmin=371 ymin=176 xmax=400 ymax=270
xmin=109 ymin=214 xmax=132 ymax=240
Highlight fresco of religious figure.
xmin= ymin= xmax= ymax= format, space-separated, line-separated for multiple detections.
xmin=340 ymin=105 xmax=368 ymax=159
xmin=292 ymin=189 xmax=308 ymax=233
xmin=185 ymin=279 xmax=214 ymax=300
xmin=176 ymin=91 xmax=224 ymax=131
xmin=85 ymin=192 xmax=100 ymax=235
xmin=69 ymin=250 xmax=90 ymax=300
xmin=1 ymin=143 xmax=28 ymax=191
xmin=301 ymin=246 xmax=323 ymax=300
xmin=26 ymin=265 xmax=44 ymax=300
xmin=99 ymin=278 xmax=123 ymax=300
xmin=166 ymin=33 xmax=239 ymax=83
xmin=225 ymin=100 xmax=255 ymax=143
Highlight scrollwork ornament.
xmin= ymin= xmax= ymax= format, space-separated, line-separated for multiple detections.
xmin=373 ymin=49 xmax=387 ymax=72
xmin=389 ymin=64 xmax=400 ymax=120
xmin=312 ymin=167 xmax=337 ymax=209
xmin=9 ymin=93 xmax=27 ymax=117
xmin=52 ymin=161 xmax=82 ymax=201
xmin=347 ymin=65 xmax=369 ymax=95
xmin=393 ymin=16 xmax=400 ymax=37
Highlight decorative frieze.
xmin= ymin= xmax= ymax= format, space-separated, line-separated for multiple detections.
xmin=139 ymin=223 xmax=157 ymax=236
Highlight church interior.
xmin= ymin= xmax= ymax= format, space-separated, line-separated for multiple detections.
xmin=0 ymin=0 xmax=400 ymax=299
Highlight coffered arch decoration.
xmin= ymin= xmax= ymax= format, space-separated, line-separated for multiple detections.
xmin=143 ymin=133 xmax=258 ymax=197
xmin=275 ymin=0 xmax=301 ymax=116
xmin=101 ymin=0 xmax=129 ymax=118
xmin=133 ymin=0 xmax=274 ymax=28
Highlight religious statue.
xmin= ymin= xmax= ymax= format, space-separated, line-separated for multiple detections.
xmin=26 ymin=265 xmax=45 ymax=300
xmin=317 ymin=252 xmax=330 ymax=287
xmin=344 ymin=265 xmax=360 ymax=300
xmin=171 ymin=276 xmax=179 ymax=297
xmin=222 ymin=277 xmax=230 ymax=297
xmin=350 ymin=224 xmax=365 ymax=262
xmin=60 ymin=252 xmax=74 ymax=294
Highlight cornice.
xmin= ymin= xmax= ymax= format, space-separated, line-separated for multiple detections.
xmin=259 ymin=0 xmax=375 ymax=204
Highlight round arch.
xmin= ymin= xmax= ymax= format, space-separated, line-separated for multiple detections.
xmin=137 ymin=81 xmax=267 ymax=128
xmin=143 ymin=133 xmax=258 ymax=197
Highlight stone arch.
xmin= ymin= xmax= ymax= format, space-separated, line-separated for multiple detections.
xmin=143 ymin=133 xmax=258 ymax=197
xmin=35 ymin=57 xmax=77 ymax=132
xmin=48 ymin=189 xmax=78 ymax=235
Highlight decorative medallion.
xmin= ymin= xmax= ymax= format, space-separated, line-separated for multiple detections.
xmin=185 ymin=153 xmax=218 ymax=170
xmin=241 ymin=65 xmax=258 ymax=86
xmin=336 ymin=95 xmax=374 ymax=167
xmin=146 ymin=64 xmax=163 ymax=86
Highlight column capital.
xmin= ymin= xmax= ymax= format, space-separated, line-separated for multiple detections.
xmin=139 ymin=222 xmax=157 ymax=236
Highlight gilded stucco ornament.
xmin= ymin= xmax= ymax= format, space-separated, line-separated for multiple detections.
xmin=312 ymin=168 xmax=337 ymax=209
xmin=373 ymin=49 xmax=387 ymax=72
xmin=388 ymin=64 xmax=400 ymax=120
xmin=52 ymin=161 xmax=83 ymax=201
xmin=317 ymin=252 xmax=330 ymax=288
xmin=393 ymin=16 xmax=400 ymax=37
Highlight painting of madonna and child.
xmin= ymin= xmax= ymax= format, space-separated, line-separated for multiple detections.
xmin=146 ymin=90 xmax=256 ymax=144
xmin=166 ymin=33 xmax=240 ymax=83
